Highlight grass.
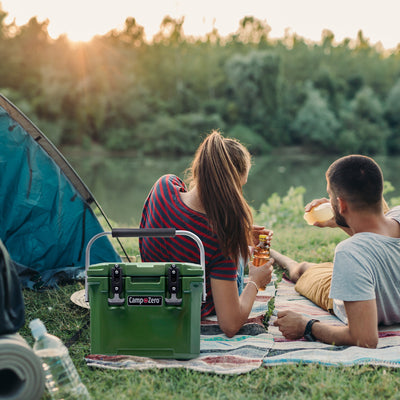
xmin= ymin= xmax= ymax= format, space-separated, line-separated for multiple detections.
xmin=19 ymin=186 xmax=400 ymax=399
xmin=20 ymin=278 xmax=400 ymax=400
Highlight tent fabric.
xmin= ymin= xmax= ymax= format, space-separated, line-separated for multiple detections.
xmin=0 ymin=94 xmax=121 ymax=288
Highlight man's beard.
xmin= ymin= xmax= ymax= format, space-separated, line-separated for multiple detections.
xmin=333 ymin=203 xmax=349 ymax=228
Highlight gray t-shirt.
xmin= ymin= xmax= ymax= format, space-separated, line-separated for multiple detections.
xmin=329 ymin=206 xmax=400 ymax=325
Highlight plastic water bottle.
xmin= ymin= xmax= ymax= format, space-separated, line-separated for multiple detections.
xmin=29 ymin=319 xmax=91 ymax=399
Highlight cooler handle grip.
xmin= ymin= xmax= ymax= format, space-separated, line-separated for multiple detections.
xmin=84 ymin=229 xmax=206 ymax=303
xmin=112 ymin=228 xmax=176 ymax=238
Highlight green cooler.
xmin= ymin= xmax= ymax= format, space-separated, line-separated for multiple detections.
xmin=84 ymin=228 xmax=205 ymax=360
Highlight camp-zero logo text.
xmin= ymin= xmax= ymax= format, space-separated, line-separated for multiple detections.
xmin=127 ymin=295 xmax=163 ymax=306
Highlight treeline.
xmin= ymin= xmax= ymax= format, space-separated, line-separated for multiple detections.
xmin=1 ymin=7 xmax=400 ymax=156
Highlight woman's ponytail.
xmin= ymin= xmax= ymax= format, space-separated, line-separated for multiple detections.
xmin=187 ymin=131 xmax=253 ymax=264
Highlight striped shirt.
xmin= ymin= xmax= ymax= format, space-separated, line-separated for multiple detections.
xmin=139 ymin=174 xmax=237 ymax=317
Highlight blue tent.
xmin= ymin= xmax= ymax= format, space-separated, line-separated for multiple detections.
xmin=0 ymin=94 xmax=122 ymax=288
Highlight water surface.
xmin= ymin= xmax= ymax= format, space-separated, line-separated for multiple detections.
xmin=63 ymin=150 xmax=400 ymax=226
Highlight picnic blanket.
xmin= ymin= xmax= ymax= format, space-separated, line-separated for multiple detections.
xmin=264 ymin=276 xmax=400 ymax=367
xmin=85 ymin=276 xmax=277 ymax=374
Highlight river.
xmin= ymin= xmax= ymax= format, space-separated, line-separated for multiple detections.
xmin=63 ymin=148 xmax=400 ymax=226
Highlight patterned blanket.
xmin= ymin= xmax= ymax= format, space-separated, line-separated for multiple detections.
xmin=85 ymin=274 xmax=400 ymax=373
xmin=264 ymin=277 xmax=400 ymax=368
xmin=85 ymin=277 xmax=276 ymax=374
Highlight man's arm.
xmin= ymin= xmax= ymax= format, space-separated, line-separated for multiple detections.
xmin=305 ymin=198 xmax=354 ymax=236
xmin=274 ymin=299 xmax=378 ymax=348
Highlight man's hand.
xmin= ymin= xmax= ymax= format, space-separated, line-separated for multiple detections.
xmin=305 ymin=198 xmax=337 ymax=228
xmin=304 ymin=198 xmax=330 ymax=213
xmin=251 ymin=225 xmax=273 ymax=247
xmin=274 ymin=300 xmax=379 ymax=348
xmin=273 ymin=310 xmax=308 ymax=340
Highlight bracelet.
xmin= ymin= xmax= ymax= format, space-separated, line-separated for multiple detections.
xmin=246 ymin=280 xmax=259 ymax=291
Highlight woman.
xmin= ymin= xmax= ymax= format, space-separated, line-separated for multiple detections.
xmin=139 ymin=131 xmax=274 ymax=337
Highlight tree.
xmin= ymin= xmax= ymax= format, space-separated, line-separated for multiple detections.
xmin=291 ymin=83 xmax=340 ymax=150
xmin=233 ymin=16 xmax=271 ymax=45
xmin=338 ymin=86 xmax=389 ymax=154
xmin=385 ymin=78 xmax=400 ymax=153
xmin=153 ymin=16 xmax=185 ymax=45
xmin=1 ymin=7 xmax=400 ymax=155
xmin=321 ymin=29 xmax=335 ymax=51
xmin=0 ymin=5 xmax=15 ymax=87
xmin=225 ymin=50 xmax=282 ymax=142
xmin=386 ymin=78 xmax=400 ymax=126
xmin=314 ymin=66 xmax=344 ymax=114
xmin=9 ymin=17 xmax=51 ymax=95
xmin=0 ymin=5 xmax=10 ymax=38
xmin=355 ymin=30 xmax=371 ymax=53
xmin=105 ymin=17 xmax=145 ymax=47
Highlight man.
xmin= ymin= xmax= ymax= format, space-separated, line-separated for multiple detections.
xmin=272 ymin=155 xmax=400 ymax=348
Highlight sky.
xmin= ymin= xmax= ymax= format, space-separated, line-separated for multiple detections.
xmin=1 ymin=0 xmax=399 ymax=49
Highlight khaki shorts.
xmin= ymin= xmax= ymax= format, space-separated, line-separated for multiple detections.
xmin=294 ymin=262 xmax=334 ymax=311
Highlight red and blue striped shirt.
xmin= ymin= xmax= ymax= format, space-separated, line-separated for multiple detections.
xmin=139 ymin=174 xmax=237 ymax=318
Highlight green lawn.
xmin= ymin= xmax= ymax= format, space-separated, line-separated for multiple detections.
xmin=20 ymin=222 xmax=400 ymax=399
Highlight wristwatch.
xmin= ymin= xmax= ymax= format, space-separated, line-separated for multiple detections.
xmin=303 ymin=319 xmax=320 ymax=341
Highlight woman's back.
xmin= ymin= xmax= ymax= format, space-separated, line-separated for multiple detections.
xmin=139 ymin=131 xmax=273 ymax=336
xmin=139 ymin=174 xmax=237 ymax=317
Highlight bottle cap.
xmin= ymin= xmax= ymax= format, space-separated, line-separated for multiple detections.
xmin=29 ymin=318 xmax=47 ymax=340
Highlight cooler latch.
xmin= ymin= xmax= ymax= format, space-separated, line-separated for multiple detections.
xmin=165 ymin=264 xmax=182 ymax=306
xmin=108 ymin=264 xmax=125 ymax=306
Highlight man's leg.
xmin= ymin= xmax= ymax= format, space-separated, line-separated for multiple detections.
xmin=270 ymin=249 xmax=317 ymax=283
xmin=270 ymin=249 xmax=334 ymax=311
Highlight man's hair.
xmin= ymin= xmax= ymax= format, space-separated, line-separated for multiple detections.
xmin=326 ymin=155 xmax=383 ymax=211
xmin=186 ymin=130 xmax=253 ymax=264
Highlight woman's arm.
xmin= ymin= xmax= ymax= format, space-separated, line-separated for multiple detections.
xmin=211 ymin=258 xmax=274 ymax=337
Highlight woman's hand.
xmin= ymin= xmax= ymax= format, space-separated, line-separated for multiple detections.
xmin=211 ymin=257 xmax=274 ymax=338
xmin=248 ymin=258 xmax=274 ymax=289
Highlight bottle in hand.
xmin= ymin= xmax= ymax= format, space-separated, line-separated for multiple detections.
xmin=252 ymin=234 xmax=271 ymax=290
xmin=304 ymin=203 xmax=334 ymax=225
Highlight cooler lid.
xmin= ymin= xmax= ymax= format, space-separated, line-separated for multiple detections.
xmin=87 ymin=262 xmax=203 ymax=277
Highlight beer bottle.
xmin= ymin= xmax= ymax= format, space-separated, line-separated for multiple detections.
xmin=252 ymin=234 xmax=271 ymax=291
xmin=253 ymin=234 xmax=270 ymax=267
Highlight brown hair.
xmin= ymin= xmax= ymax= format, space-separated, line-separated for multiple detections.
xmin=186 ymin=130 xmax=253 ymax=264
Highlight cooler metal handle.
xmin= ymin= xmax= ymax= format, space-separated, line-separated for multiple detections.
xmin=84 ymin=229 xmax=206 ymax=303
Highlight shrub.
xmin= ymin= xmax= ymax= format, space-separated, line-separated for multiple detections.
xmin=229 ymin=124 xmax=271 ymax=154
xmin=253 ymin=186 xmax=306 ymax=229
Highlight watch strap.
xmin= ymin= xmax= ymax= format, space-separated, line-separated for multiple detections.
xmin=303 ymin=319 xmax=320 ymax=341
